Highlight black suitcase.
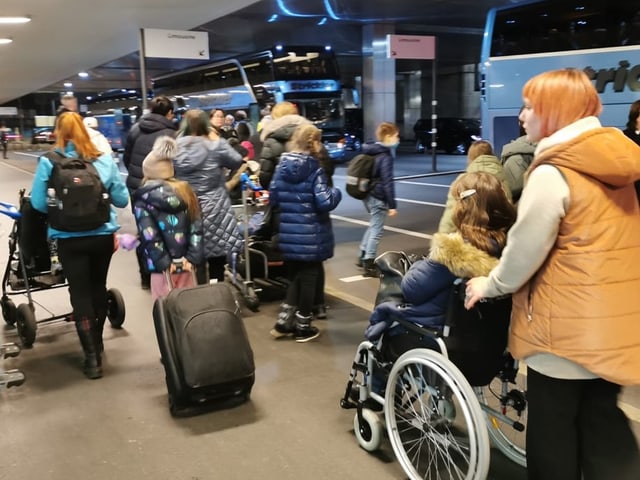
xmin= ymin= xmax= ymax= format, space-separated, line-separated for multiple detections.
xmin=153 ymin=281 xmax=255 ymax=416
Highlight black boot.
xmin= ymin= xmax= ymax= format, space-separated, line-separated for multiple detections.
xmin=362 ymin=259 xmax=379 ymax=278
xmin=270 ymin=303 xmax=296 ymax=339
xmin=94 ymin=315 xmax=105 ymax=353
xmin=294 ymin=312 xmax=320 ymax=343
xmin=355 ymin=250 xmax=365 ymax=268
xmin=75 ymin=318 xmax=102 ymax=379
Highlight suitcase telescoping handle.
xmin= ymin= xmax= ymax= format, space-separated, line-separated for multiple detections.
xmin=164 ymin=258 xmax=196 ymax=291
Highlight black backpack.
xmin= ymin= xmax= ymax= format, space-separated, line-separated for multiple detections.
xmin=46 ymin=152 xmax=111 ymax=232
xmin=345 ymin=153 xmax=377 ymax=200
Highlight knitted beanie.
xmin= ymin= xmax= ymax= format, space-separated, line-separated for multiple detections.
xmin=142 ymin=136 xmax=177 ymax=180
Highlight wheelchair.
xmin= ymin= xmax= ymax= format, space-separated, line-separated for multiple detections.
xmin=340 ymin=251 xmax=527 ymax=480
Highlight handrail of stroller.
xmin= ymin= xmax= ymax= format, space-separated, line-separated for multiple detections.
xmin=0 ymin=200 xmax=21 ymax=219
xmin=240 ymin=172 xmax=263 ymax=192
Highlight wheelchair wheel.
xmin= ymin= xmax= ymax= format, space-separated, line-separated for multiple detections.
xmin=106 ymin=288 xmax=125 ymax=328
xmin=16 ymin=303 xmax=37 ymax=348
xmin=1 ymin=295 xmax=17 ymax=326
xmin=384 ymin=348 xmax=490 ymax=480
xmin=354 ymin=408 xmax=384 ymax=452
xmin=477 ymin=369 xmax=527 ymax=467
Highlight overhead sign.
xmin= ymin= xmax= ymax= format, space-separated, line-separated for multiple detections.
xmin=387 ymin=35 xmax=436 ymax=60
xmin=0 ymin=107 xmax=18 ymax=116
xmin=143 ymin=28 xmax=209 ymax=60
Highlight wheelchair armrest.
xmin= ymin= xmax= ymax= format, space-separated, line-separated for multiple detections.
xmin=392 ymin=314 xmax=443 ymax=339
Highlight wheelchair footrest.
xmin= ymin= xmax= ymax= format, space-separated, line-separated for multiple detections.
xmin=0 ymin=369 xmax=25 ymax=388
xmin=1 ymin=342 xmax=20 ymax=359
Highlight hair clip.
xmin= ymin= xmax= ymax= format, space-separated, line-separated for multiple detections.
xmin=460 ymin=189 xmax=477 ymax=199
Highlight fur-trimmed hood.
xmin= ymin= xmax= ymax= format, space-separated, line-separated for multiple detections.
xmin=429 ymin=232 xmax=499 ymax=278
xmin=259 ymin=114 xmax=310 ymax=142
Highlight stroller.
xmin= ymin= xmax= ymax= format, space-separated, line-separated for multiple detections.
xmin=226 ymin=173 xmax=288 ymax=311
xmin=340 ymin=251 xmax=528 ymax=480
xmin=0 ymin=189 xmax=126 ymax=347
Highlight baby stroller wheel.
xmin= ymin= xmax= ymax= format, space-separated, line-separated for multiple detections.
xmin=354 ymin=408 xmax=384 ymax=452
xmin=16 ymin=303 xmax=37 ymax=347
xmin=106 ymin=288 xmax=126 ymax=328
xmin=1 ymin=296 xmax=17 ymax=326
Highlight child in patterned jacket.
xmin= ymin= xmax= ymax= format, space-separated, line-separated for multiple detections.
xmin=132 ymin=136 xmax=203 ymax=301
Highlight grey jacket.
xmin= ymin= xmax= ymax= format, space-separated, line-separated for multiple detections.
xmin=174 ymin=136 xmax=244 ymax=258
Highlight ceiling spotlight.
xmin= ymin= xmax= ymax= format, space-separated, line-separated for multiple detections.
xmin=78 ymin=72 xmax=89 ymax=78
xmin=0 ymin=38 xmax=13 ymax=45
xmin=0 ymin=17 xmax=31 ymax=24
xmin=64 ymin=82 xmax=73 ymax=88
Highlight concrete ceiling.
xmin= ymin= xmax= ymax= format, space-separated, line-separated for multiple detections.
xmin=1 ymin=0 xmax=525 ymax=105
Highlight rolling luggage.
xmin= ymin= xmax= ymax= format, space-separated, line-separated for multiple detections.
xmin=153 ymin=277 xmax=255 ymax=417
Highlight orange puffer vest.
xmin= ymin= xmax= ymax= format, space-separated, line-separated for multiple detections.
xmin=509 ymin=129 xmax=640 ymax=386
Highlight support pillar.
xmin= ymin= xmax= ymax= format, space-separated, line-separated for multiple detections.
xmin=362 ymin=24 xmax=395 ymax=143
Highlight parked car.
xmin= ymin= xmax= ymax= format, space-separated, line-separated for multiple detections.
xmin=343 ymin=108 xmax=363 ymax=152
xmin=413 ymin=117 xmax=481 ymax=154
xmin=32 ymin=127 xmax=55 ymax=144
xmin=322 ymin=130 xmax=348 ymax=163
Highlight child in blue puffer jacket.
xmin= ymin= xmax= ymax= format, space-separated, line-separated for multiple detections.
xmin=132 ymin=136 xmax=203 ymax=301
xmin=268 ymin=124 xmax=342 ymax=342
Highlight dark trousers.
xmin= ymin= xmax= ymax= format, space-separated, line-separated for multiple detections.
xmin=527 ymin=368 xmax=640 ymax=480
xmin=2 ymin=142 xmax=7 ymax=159
xmin=129 ymin=193 xmax=149 ymax=283
xmin=195 ymin=256 xmax=226 ymax=285
xmin=57 ymin=235 xmax=114 ymax=323
xmin=285 ymin=260 xmax=322 ymax=317
xmin=314 ymin=263 xmax=325 ymax=307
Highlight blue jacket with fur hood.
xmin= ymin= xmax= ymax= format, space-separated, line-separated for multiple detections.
xmin=268 ymin=151 xmax=341 ymax=262
xmin=366 ymin=232 xmax=500 ymax=340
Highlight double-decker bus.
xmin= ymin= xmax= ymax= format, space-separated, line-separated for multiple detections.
xmin=480 ymin=0 xmax=640 ymax=151
xmin=152 ymin=45 xmax=344 ymax=134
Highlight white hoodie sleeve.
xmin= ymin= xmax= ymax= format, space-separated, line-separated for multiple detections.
xmin=483 ymin=164 xmax=570 ymax=297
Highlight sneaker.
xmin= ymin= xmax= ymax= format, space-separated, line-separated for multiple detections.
xmin=270 ymin=322 xmax=294 ymax=339
xmin=312 ymin=304 xmax=327 ymax=320
xmin=294 ymin=325 xmax=320 ymax=343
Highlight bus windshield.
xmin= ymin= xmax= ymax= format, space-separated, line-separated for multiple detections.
xmin=481 ymin=0 xmax=640 ymax=151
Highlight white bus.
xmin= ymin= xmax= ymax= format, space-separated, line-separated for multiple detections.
xmin=152 ymin=45 xmax=344 ymax=132
xmin=480 ymin=0 xmax=640 ymax=151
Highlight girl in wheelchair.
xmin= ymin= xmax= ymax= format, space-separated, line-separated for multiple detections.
xmin=341 ymin=172 xmax=525 ymax=479
xmin=366 ymin=171 xmax=516 ymax=345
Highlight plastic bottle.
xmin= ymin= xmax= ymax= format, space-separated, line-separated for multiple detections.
xmin=49 ymin=239 xmax=62 ymax=274
xmin=46 ymin=188 xmax=57 ymax=207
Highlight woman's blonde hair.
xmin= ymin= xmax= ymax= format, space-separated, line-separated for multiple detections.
xmin=167 ymin=179 xmax=201 ymax=221
xmin=289 ymin=124 xmax=322 ymax=156
xmin=180 ymin=109 xmax=210 ymax=137
xmin=54 ymin=112 xmax=101 ymax=160
xmin=467 ymin=140 xmax=494 ymax=163
xmin=522 ymin=68 xmax=602 ymax=138
xmin=271 ymin=101 xmax=298 ymax=119
xmin=451 ymin=172 xmax=516 ymax=255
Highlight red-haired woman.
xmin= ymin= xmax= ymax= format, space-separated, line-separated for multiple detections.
xmin=30 ymin=112 xmax=129 ymax=379
xmin=465 ymin=69 xmax=640 ymax=479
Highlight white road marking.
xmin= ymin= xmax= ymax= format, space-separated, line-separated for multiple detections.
xmin=396 ymin=197 xmax=446 ymax=208
xmin=330 ymin=214 xmax=433 ymax=239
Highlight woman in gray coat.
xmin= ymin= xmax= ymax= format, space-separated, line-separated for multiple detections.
xmin=174 ymin=109 xmax=244 ymax=283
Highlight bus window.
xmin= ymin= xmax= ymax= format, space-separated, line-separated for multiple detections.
xmin=481 ymin=0 xmax=640 ymax=148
